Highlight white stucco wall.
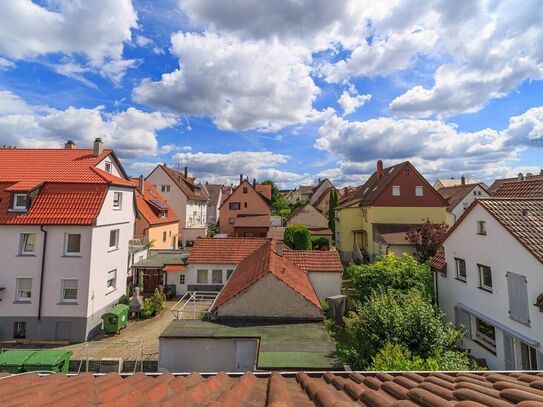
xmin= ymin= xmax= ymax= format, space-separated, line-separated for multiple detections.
xmin=438 ymin=204 xmax=543 ymax=370
xmin=217 ymin=274 xmax=322 ymax=319
xmin=96 ymin=154 xmax=124 ymax=178
xmin=166 ymin=263 xmax=236 ymax=296
xmin=308 ymin=272 xmax=342 ymax=299
xmin=449 ymin=185 xmax=490 ymax=224
xmin=146 ymin=167 xmax=188 ymax=231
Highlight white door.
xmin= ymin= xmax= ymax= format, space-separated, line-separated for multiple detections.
xmin=235 ymin=340 xmax=257 ymax=372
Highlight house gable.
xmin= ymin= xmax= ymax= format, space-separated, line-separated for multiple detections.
xmin=287 ymin=203 xmax=328 ymax=228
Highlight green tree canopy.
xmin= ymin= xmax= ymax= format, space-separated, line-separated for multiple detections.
xmin=284 ymin=224 xmax=312 ymax=250
xmin=261 ymin=179 xmax=291 ymax=217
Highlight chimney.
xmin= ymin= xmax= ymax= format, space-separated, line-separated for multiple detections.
xmin=253 ymin=178 xmax=256 ymax=187
xmin=376 ymin=160 xmax=384 ymax=179
xmin=240 ymin=174 xmax=243 ymax=185
xmin=93 ymin=138 xmax=103 ymax=157
xmin=461 ymin=175 xmax=466 ymax=185
xmin=184 ymin=166 xmax=188 ymax=178
xmin=138 ymin=175 xmax=145 ymax=195
xmin=518 ymin=173 xmax=524 ymax=181
xmin=64 ymin=140 xmax=76 ymax=149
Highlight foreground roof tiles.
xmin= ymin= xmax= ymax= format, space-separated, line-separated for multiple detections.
xmin=188 ymin=237 xmax=269 ymax=264
xmin=3 ymin=370 xmax=543 ymax=406
xmin=283 ymin=248 xmax=343 ymax=273
xmin=492 ymin=179 xmax=543 ymax=198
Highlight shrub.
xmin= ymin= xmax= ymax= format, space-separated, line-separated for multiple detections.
xmin=140 ymin=297 xmax=156 ymax=319
xmin=312 ymin=237 xmax=330 ymax=250
xmin=284 ymin=224 xmax=312 ymax=250
xmin=152 ymin=288 xmax=166 ymax=312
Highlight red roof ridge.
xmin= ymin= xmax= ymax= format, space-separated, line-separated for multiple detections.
xmin=92 ymin=167 xmax=135 ymax=187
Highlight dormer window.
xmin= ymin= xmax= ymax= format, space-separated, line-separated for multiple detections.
xmin=12 ymin=194 xmax=28 ymax=211
xmin=159 ymin=210 xmax=166 ymax=218
xmin=104 ymin=161 xmax=112 ymax=173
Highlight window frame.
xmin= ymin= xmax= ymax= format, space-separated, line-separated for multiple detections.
xmin=392 ymin=186 xmax=401 ymax=196
xmin=13 ymin=194 xmax=28 ymax=211
xmin=477 ymin=220 xmax=487 ymax=235
xmin=161 ymin=185 xmax=170 ymax=193
xmin=19 ymin=232 xmax=37 ymax=255
xmin=228 ymin=217 xmax=235 ymax=224
xmin=106 ymin=269 xmax=117 ymax=293
xmin=520 ymin=341 xmax=539 ymax=370
xmin=15 ymin=277 xmax=32 ymax=302
xmin=60 ymin=279 xmax=78 ymax=303
xmin=162 ymin=231 xmax=167 ymax=242
xmin=477 ymin=264 xmax=493 ymax=292
xmin=229 ymin=202 xmax=240 ymax=210
xmin=415 ymin=186 xmax=424 ymax=196
xmin=473 ymin=317 xmax=497 ymax=354
xmin=13 ymin=321 xmax=26 ymax=339
xmin=226 ymin=269 xmax=234 ymax=280
xmin=197 ymin=269 xmax=208 ymax=284
xmin=212 ymin=269 xmax=223 ymax=284
xmin=179 ymin=274 xmax=185 ymax=285
xmin=242 ymin=187 xmax=248 ymax=193
xmin=104 ymin=161 xmax=112 ymax=173
xmin=109 ymin=229 xmax=120 ymax=251
xmin=64 ymin=233 xmax=81 ymax=256
xmin=455 ymin=257 xmax=467 ymax=282
xmin=113 ymin=191 xmax=122 ymax=210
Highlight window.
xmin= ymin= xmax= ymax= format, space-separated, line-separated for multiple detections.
xmin=229 ymin=217 xmax=235 ymax=224
xmin=197 ymin=269 xmax=208 ymax=284
xmin=13 ymin=322 xmax=26 ymax=339
xmin=244 ymin=232 xmax=254 ymax=237
xmin=520 ymin=342 xmax=539 ymax=370
xmin=212 ymin=269 xmax=223 ymax=284
xmin=455 ymin=258 xmax=467 ymax=282
xmin=106 ymin=269 xmax=117 ymax=292
xmin=109 ymin=229 xmax=119 ymax=250
xmin=243 ymin=187 xmax=248 ymax=193
xmin=159 ymin=210 xmax=166 ymax=218
xmin=477 ymin=221 xmax=487 ymax=235
xmin=478 ymin=264 xmax=493 ymax=291
xmin=64 ymin=233 xmax=81 ymax=255
xmin=474 ymin=317 xmax=496 ymax=353
xmin=392 ymin=186 xmax=400 ymax=196
xmin=161 ymin=185 xmax=170 ymax=193
xmin=179 ymin=274 xmax=185 ymax=285
xmin=244 ymin=202 xmax=248 ymax=208
xmin=227 ymin=269 xmax=234 ymax=280
xmin=229 ymin=202 xmax=240 ymax=210
xmin=163 ymin=231 xmax=167 ymax=242
xmin=20 ymin=233 xmax=36 ymax=255
xmin=104 ymin=162 xmax=112 ymax=173
xmin=13 ymin=194 xmax=28 ymax=211
xmin=16 ymin=278 xmax=32 ymax=301
xmin=113 ymin=192 xmax=122 ymax=209
xmin=415 ymin=186 xmax=424 ymax=196
xmin=61 ymin=279 xmax=78 ymax=303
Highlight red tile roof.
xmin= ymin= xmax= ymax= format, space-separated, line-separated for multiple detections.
xmin=0 ymin=183 xmax=108 ymax=225
xmin=283 ymin=247 xmax=343 ymax=272
xmin=255 ymin=183 xmax=272 ymax=200
xmin=489 ymin=174 xmax=543 ymax=193
xmin=436 ymin=178 xmax=479 ymax=187
xmin=156 ymin=165 xmax=209 ymax=201
xmin=437 ymin=183 xmax=487 ymax=212
xmin=212 ymin=240 xmax=321 ymax=310
xmin=163 ymin=264 xmax=185 ymax=272
xmin=492 ymin=178 xmax=543 ymax=198
xmin=188 ymin=237 xmax=269 ymax=264
xmin=130 ymin=179 xmax=179 ymax=226
xmin=3 ymin=370 xmax=543 ymax=406
xmin=430 ymin=247 xmax=446 ymax=274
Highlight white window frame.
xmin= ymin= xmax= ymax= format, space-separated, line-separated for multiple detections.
xmin=478 ymin=264 xmax=493 ymax=291
xmin=519 ymin=341 xmax=539 ymax=370
xmin=161 ymin=185 xmax=170 ymax=193
xmin=109 ymin=229 xmax=119 ymax=250
xmin=197 ymin=269 xmax=208 ymax=284
xmin=113 ymin=192 xmax=122 ymax=210
xmin=64 ymin=233 xmax=81 ymax=256
xmin=106 ymin=269 xmax=117 ymax=293
xmin=392 ymin=186 xmax=401 ymax=196
xmin=473 ymin=317 xmax=496 ymax=353
xmin=60 ymin=279 xmax=78 ymax=303
xmin=415 ymin=186 xmax=424 ymax=196
xmin=455 ymin=258 xmax=467 ymax=282
xmin=179 ymin=274 xmax=185 ymax=285
xmin=13 ymin=194 xmax=28 ymax=211
xmin=104 ymin=161 xmax=112 ymax=173
xmin=19 ymin=233 xmax=36 ymax=255
xmin=16 ymin=277 xmax=32 ymax=302
xmin=477 ymin=220 xmax=487 ymax=235
xmin=212 ymin=269 xmax=223 ymax=284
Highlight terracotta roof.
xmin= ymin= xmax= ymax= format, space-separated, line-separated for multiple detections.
xmin=220 ymin=179 xmax=272 ymax=210
xmin=436 ymin=178 xmax=479 ymax=188
xmin=234 ymin=214 xmax=271 ymax=228
xmin=205 ymin=184 xmax=223 ymax=205
xmin=437 ymin=183 xmax=485 ymax=212
xmin=130 ymin=179 xmax=179 ymax=226
xmin=212 ymin=240 xmax=321 ymax=310
xmin=373 ymin=223 xmax=420 ymax=245
xmin=492 ymin=179 xmax=543 ymax=198
xmin=430 ymin=247 xmax=446 ymax=273
xmin=220 ymin=185 xmax=233 ymax=205
xmin=283 ymin=248 xmax=343 ymax=272
xmin=188 ymin=237 xmax=269 ymax=264
xmin=255 ymin=183 xmax=272 ymax=200
xmin=91 ymin=167 xmax=135 ymax=187
xmin=163 ymin=264 xmax=186 ymax=272
xmin=298 ymin=185 xmax=316 ymax=196
xmin=489 ymin=174 xmax=543 ymax=193
xmin=156 ymin=165 xmax=209 ymax=201
xmin=0 ymin=183 xmax=108 ymax=225
xmin=307 ymin=226 xmax=334 ymax=236
xmin=4 ymin=370 xmax=543 ymax=406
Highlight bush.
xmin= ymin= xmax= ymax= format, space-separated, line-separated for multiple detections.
xmin=165 ymin=288 xmax=174 ymax=300
xmin=118 ymin=294 xmax=129 ymax=306
xmin=140 ymin=297 xmax=156 ymax=319
xmin=312 ymin=237 xmax=330 ymax=250
xmin=347 ymin=253 xmax=434 ymax=303
xmin=152 ymin=288 xmax=166 ymax=312
xmin=284 ymin=224 xmax=312 ymax=250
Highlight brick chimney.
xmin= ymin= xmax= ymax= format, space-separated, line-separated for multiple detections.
xmin=64 ymin=140 xmax=76 ymax=149
xmin=376 ymin=160 xmax=384 ymax=179
xmin=184 ymin=166 xmax=188 ymax=178
xmin=240 ymin=174 xmax=243 ymax=185
xmin=138 ymin=175 xmax=145 ymax=195
xmin=461 ymin=175 xmax=466 ymax=185
xmin=93 ymin=138 xmax=103 ymax=157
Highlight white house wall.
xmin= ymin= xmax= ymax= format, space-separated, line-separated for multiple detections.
xmin=308 ymin=272 xmax=342 ymax=299
xmin=146 ymin=167 xmax=188 ymax=230
xmin=438 ymin=204 xmax=543 ymax=370
xmin=96 ymin=154 xmax=124 ymax=178
xmin=450 ymin=185 xmax=490 ymax=223
xmin=166 ymin=263 xmax=237 ymax=296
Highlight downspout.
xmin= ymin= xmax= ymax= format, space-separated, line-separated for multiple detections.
xmin=37 ymin=225 xmax=48 ymax=321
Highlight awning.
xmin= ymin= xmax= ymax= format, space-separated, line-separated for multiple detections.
xmin=456 ymin=303 xmax=539 ymax=347
xmin=163 ymin=264 xmax=186 ymax=272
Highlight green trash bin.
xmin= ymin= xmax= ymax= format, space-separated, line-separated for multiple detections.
xmin=23 ymin=350 xmax=73 ymax=373
xmin=0 ymin=350 xmax=37 ymax=374
xmin=101 ymin=304 xmax=129 ymax=334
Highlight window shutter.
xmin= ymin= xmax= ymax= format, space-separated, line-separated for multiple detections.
xmin=507 ymin=272 xmax=530 ymax=325
xmin=503 ymin=332 xmax=515 ymax=370
xmin=537 ymin=351 xmax=543 ymax=370
xmin=455 ymin=306 xmax=471 ymax=337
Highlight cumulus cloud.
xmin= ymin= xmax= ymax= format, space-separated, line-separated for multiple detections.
xmin=337 ymin=86 xmax=371 ymax=116
xmin=0 ymin=0 xmax=138 ymax=81
xmin=134 ymin=32 xmax=329 ymax=132
xmin=0 ymin=91 xmax=177 ymax=158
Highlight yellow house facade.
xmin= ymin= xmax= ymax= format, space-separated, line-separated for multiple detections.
xmin=147 ymin=222 xmax=180 ymax=250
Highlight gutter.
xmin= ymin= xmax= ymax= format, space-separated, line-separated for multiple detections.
xmin=37 ymin=225 xmax=48 ymax=321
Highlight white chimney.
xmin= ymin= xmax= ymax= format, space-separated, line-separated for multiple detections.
xmin=64 ymin=140 xmax=76 ymax=149
xmin=138 ymin=175 xmax=145 ymax=195
xmin=93 ymin=138 xmax=103 ymax=157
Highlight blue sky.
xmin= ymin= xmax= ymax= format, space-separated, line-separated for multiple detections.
xmin=0 ymin=0 xmax=541 ymax=187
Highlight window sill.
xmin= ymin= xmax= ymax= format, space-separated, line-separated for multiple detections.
xmin=62 ymin=254 xmax=82 ymax=258
xmin=13 ymin=301 xmax=31 ymax=304
xmin=113 ymin=208 xmax=122 ymax=211
xmin=478 ymin=286 xmax=493 ymax=293
xmin=105 ymin=287 xmax=117 ymax=296
xmin=58 ymin=302 xmax=79 ymax=305
xmin=108 ymin=248 xmax=119 ymax=253
xmin=476 ymin=233 xmax=487 ymax=236
xmin=17 ymin=254 xmax=36 ymax=257
xmin=455 ymin=277 xmax=467 ymax=283
xmin=473 ymin=339 xmax=497 ymax=355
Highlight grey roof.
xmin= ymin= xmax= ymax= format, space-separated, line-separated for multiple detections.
xmin=133 ymin=251 xmax=188 ymax=268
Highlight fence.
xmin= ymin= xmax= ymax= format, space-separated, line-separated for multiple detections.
xmin=170 ymin=291 xmax=218 ymax=320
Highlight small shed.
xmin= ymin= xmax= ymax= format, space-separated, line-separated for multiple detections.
xmin=132 ymin=251 xmax=188 ymax=294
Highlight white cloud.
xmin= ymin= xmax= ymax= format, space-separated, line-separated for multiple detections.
xmin=0 ymin=57 xmax=15 ymax=70
xmin=134 ymin=32 xmax=328 ymax=132
xmin=0 ymin=91 xmax=177 ymax=158
xmin=0 ymin=0 xmax=138 ymax=82
xmin=337 ymin=86 xmax=371 ymax=116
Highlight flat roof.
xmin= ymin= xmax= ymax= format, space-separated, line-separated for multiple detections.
xmin=160 ymin=320 xmax=340 ymax=370
xmin=133 ymin=251 xmax=188 ymax=268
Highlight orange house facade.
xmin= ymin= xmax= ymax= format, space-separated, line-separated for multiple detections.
xmin=219 ymin=179 xmax=271 ymax=237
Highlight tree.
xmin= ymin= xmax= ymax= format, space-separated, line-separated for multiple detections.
xmin=338 ymin=290 xmax=462 ymax=369
xmin=261 ymin=180 xmax=291 ymax=217
xmin=284 ymin=224 xmax=312 ymax=250
xmin=328 ymin=189 xmax=338 ymax=235
xmin=406 ymin=218 xmax=449 ymax=263
xmin=346 ymin=253 xmax=434 ymax=303
xmin=312 ymin=236 xmax=330 ymax=250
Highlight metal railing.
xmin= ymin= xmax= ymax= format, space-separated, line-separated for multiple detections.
xmin=170 ymin=291 xmax=218 ymax=320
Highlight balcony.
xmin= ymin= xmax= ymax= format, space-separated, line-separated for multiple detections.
xmin=129 ymin=235 xmax=149 ymax=252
